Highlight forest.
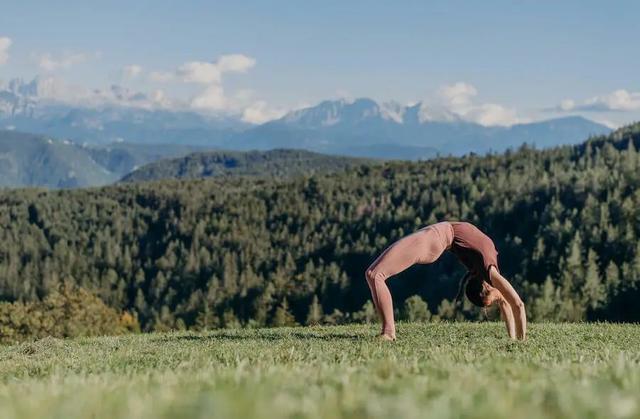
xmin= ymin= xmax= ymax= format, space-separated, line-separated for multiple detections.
xmin=1 ymin=122 xmax=640 ymax=337
xmin=120 ymin=148 xmax=370 ymax=183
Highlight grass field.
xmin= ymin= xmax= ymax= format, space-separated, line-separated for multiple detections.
xmin=0 ymin=322 xmax=639 ymax=419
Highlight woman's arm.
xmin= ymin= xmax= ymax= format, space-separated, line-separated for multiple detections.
xmin=498 ymin=299 xmax=516 ymax=339
xmin=489 ymin=266 xmax=527 ymax=340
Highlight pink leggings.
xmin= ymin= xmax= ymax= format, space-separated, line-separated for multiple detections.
xmin=365 ymin=222 xmax=454 ymax=337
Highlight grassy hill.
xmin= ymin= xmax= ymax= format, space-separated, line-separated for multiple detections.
xmin=0 ymin=130 xmax=372 ymax=188
xmin=0 ymin=130 xmax=202 ymax=188
xmin=120 ymin=148 xmax=373 ymax=183
xmin=0 ymin=323 xmax=639 ymax=419
xmin=0 ymin=130 xmax=117 ymax=188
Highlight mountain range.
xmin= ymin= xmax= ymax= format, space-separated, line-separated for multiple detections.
xmin=1 ymin=78 xmax=611 ymax=158
xmin=0 ymin=78 xmax=247 ymax=146
xmin=0 ymin=78 xmax=614 ymax=188
xmin=230 ymin=98 xmax=610 ymax=158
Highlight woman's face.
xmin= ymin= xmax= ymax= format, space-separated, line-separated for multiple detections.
xmin=482 ymin=282 xmax=504 ymax=307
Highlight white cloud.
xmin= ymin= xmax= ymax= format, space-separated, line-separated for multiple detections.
xmin=583 ymin=89 xmax=640 ymax=111
xmin=556 ymin=89 xmax=640 ymax=112
xmin=177 ymin=54 xmax=255 ymax=85
xmin=191 ymin=84 xmax=227 ymax=110
xmin=178 ymin=61 xmax=222 ymax=84
xmin=123 ymin=53 xmax=265 ymax=115
xmin=439 ymin=82 xmax=477 ymax=109
xmin=0 ymin=37 xmax=11 ymax=65
xmin=216 ymin=54 xmax=256 ymax=73
xmin=559 ymin=99 xmax=575 ymax=111
xmin=241 ymin=101 xmax=287 ymax=124
xmin=419 ymin=82 xmax=524 ymax=126
xmin=174 ymin=53 xmax=260 ymax=114
xmin=122 ymin=64 xmax=143 ymax=79
xmin=418 ymin=103 xmax=460 ymax=123
xmin=150 ymin=89 xmax=172 ymax=107
xmin=36 ymin=52 xmax=89 ymax=71
xmin=466 ymin=103 xmax=522 ymax=127
xmin=98 ymin=84 xmax=175 ymax=109
xmin=5 ymin=50 xmax=281 ymax=121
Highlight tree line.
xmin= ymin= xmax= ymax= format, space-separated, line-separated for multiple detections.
xmin=1 ymin=122 xmax=640 ymax=338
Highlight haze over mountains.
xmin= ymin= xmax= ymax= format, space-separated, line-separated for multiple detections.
xmin=0 ymin=77 xmax=612 ymax=188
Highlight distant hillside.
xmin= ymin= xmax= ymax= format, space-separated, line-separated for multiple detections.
xmin=0 ymin=130 xmax=201 ymax=188
xmin=0 ymin=131 xmax=110 ymax=188
xmin=121 ymin=149 xmax=371 ymax=183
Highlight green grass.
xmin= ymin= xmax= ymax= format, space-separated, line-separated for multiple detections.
xmin=1 ymin=323 xmax=639 ymax=419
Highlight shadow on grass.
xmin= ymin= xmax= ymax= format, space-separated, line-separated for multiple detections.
xmin=149 ymin=330 xmax=363 ymax=343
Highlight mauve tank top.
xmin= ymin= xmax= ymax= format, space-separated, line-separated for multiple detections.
xmin=448 ymin=221 xmax=499 ymax=283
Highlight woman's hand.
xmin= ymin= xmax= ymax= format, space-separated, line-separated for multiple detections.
xmin=498 ymin=299 xmax=517 ymax=339
xmin=490 ymin=266 xmax=527 ymax=340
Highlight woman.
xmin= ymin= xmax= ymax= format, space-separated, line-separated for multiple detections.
xmin=365 ymin=221 xmax=526 ymax=341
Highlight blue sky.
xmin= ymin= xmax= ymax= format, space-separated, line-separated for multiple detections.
xmin=0 ymin=0 xmax=638 ymax=126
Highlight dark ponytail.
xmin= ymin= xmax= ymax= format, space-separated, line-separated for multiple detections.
xmin=456 ymin=272 xmax=492 ymax=307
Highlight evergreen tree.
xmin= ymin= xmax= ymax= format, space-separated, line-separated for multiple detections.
xmin=582 ymin=249 xmax=605 ymax=310
xmin=531 ymin=276 xmax=558 ymax=321
xmin=305 ymin=295 xmax=324 ymax=326
xmin=604 ymin=261 xmax=620 ymax=296
xmin=272 ymin=298 xmax=297 ymax=327
xmin=402 ymin=295 xmax=431 ymax=322
xmin=352 ymin=301 xmax=377 ymax=324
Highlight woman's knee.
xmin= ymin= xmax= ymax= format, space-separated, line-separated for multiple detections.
xmin=365 ymin=267 xmax=387 ymax=284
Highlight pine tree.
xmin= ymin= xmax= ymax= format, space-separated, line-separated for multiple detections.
xmin=352 ymin=301 xmax=377 ymax=324
xmin=532 ymin=276 xmax=558 ymax=321
xmin=582 ymin=249 xmax=605 ymax=310
xmin=560 ymin=232 xmax=584 ymax=299
xmin=402 ymin=295 xmax=431 ymax=322
xmin=254 ymin=283 xmax=275 ymax=327
xmin=272 ymin=298 xmax=297 ymax=327
xmin=604 ymin=261 xmax=620 ymax=296
xmin=305 ymin=295 xmax=324 ymax=326
xmin=222 ymin=309 xmax=241 ymax=329
xmin=437 ymin=299 xmax=457 ymax=321
xmin=195 ymin=305 xmax=219 ymax=331
xmin=630 ymin=242 xmax=640 ymax=286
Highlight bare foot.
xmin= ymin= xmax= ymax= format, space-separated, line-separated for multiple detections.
xmin=377 ymin=333 xmax=396 ymax=342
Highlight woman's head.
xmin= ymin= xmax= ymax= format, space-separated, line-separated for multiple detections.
xmin=465 ymin=278 xmax=503 ymax=307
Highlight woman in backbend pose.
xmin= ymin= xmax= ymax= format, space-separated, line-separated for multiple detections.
xmin=365 ymin=221 xmax=526 ymax=341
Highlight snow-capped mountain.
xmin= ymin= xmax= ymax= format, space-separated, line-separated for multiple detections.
xmin=231 ymin=98 xmax=611 ymax=158
xmin=0 ymin=78 xmax=249 ymax=145
xmin=0 ymin=78 xmax=611 ymax=160
xmin=0 ymin=78 xmax=39 ymax=117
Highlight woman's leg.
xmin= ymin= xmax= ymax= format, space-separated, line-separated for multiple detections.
xmin=365 ymin=223 xmax=451 ymax=338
